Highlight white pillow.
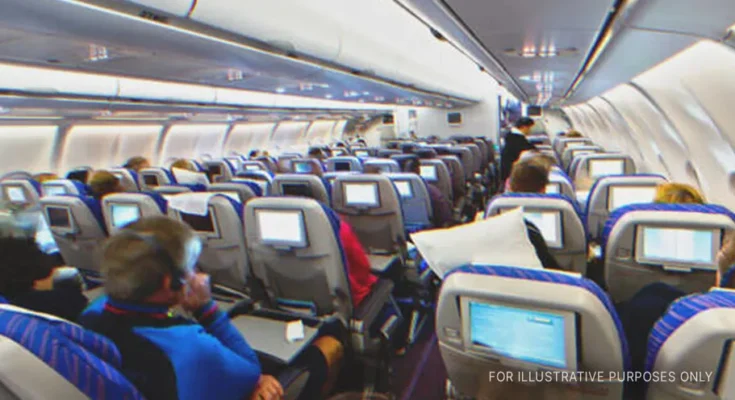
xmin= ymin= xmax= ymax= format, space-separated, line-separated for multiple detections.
xmin=410 ymin=207 xmax=543 ymax=279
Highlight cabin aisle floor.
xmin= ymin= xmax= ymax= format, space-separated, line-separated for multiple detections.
xmin=392 ymin=313 xmax=446 ymax=400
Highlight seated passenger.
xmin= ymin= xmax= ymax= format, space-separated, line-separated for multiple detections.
xmin=618 ymin=183 xmax=710 ymax=378
xmin=171 ymin=158 xmax=196 ymax=172
xmin=406 ymin=159 xmax=453 ymax=228
xmin=507 ymin=159 xmax=563 ymax=271
xmin=32 ymin=172 xmax=59 ymax=183
xmin=123 ymin=156 xmax=151 ymax=172
xmin=566 ymin=130 xmax=583 ymax=138
xmin=248 ymin=150 xmax=260 ymax=160
xmin=88 ymin=170 xmax=124 ymax=200
xmin=65 ymin=169 xmax=90 ymax=184
xmin=81 ymin=216 xmax=285 ymax=400
xmin=339 ymin=218 xmax=378 ymax=308
xmin=0 ymin=232 xmax=88 ymax=321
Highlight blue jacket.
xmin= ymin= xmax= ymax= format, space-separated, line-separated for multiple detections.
xmin=81 ymin=299 xmax=261 ymax=400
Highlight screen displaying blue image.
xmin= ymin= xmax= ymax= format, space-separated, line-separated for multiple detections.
xmin=469 ymin=301 xmax=568 ymax=369
xmin=294 ymin=162 xmax=311 ymax=173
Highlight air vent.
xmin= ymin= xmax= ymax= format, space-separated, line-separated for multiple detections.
xmin=138 ymin=10 xmax=169 ymax=24
xmin=503 ymin=47 xmax=579 ymax=58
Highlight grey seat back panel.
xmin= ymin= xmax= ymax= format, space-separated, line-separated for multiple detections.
xmin=271 ymin=174 xmax=330 ymax=205
xmin=419 ymin=159 xmax=453 ymax=202
xmin=384 ymin=173 xmax=432 ymax=227
xmin=208 ymin=183 xmax=257 ymax=205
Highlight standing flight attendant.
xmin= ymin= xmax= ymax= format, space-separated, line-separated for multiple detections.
xmin=500 ymin=117 xmax=537 ymax=184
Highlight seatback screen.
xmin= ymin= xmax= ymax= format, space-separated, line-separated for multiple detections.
xmin=545 ymin=182 xmax=561 ymax=194
xmin=110 ymin=204 xmax=141 ymax=228
xmin=43 ymin=185 xmax=68 ymax=196
xmin=394 ymin=180 xmax=413 ymax=198
xmin=4 ymin=186 xmax=26 ymax=203
xmin=143 ymin=175 xmax=159 ymax=187
xmin=637 ymin=226 xmax=718 ymax=268
xmin=589 ymin=159 xmax=624 ymax=178
xmin=467 ymin=301 xmax=573 ymax=370
xmin=420 ymin=165 xmax=437 ymax=181
xmin=47 ymin=207 xmax=71 ymax=228
xmin=608 ymin=186 xmax=656 ymax=211
xmin=208 ymin=164 xmax=223 ymax=176
xmin=282 ymin=183 xmax=312 ymax=198
xmin=181 ymin=211 xmax=216 ymax=233
xmin=344 ymin=182 xmax=379 ymax=207
xmin=354 ymin=150 xmax=369 ymax=157
xmin=524 ymin=210 xmax=563 ymax=249
xmin=256 ymin=209 xmax=306 ymax=247
xmin=293 ymin=161 xmax=311 ymax=174
xmin=334 ymin=161 xmax=351 ymax=172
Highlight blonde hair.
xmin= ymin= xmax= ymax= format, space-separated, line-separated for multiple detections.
xmin=566 ymin=130 xmax=583 ymax=138
xmin=89 ymin=171 xmax=121 ymax=199
xmin=654 ymin=183 xmax=705 ymax=205
xmin=171 ymin=159 xmax=196 ymax=172
xmin=32 ymin=173 xmax=59 ymax=184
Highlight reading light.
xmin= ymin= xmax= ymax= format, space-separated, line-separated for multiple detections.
xmin=275 ymin=87 xmax=286 ymax=94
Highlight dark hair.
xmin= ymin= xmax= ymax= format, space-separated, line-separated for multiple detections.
xmin=248 ymin=150 xmax=259 ymax=158
xmin=66 ymin=169 xmax=90 ymax=183
xmin=515 ymin=117 xmax=536 ymax=129
xmin=405 ymin=158 xmax=421 ymax=175
xmin=0 ymin=236 xmax=55 ymax=296
xmin=510 ymin=159 xmax=549 ymax=193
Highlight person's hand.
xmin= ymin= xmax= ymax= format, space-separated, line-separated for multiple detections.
xmin=181 ymin=273 xmax=212 ymax=312
xmin=249 ymin=375 xmax=283 ymax=400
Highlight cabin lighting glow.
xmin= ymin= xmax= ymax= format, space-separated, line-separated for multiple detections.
xmin=275 ymin=87 xmax=286 ymax=94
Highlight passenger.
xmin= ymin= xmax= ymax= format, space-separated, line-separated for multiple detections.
xmin=80 ymin=216 xmax=289 ymax=400
xmin=0 ymin=232 xmax=88 ymax=321
xmin=66 ymin=168 xmax=90 ymax=184
xmin=171 ymin=158 xmax=196 ymax=171
xmin=654 ymin=182 xmax=705 ymax=204
xmin=248 ymin=150 xmax=260 ymax=160
xmin=307 ymin=147 xmax=326 ymax=161
xmin=500 ymin=117 xmax=537 ymax=184
xmin=32 ymin=172 xmax=59 ymax=183
xmin=339 ymin=217 xmax=378 ymax=308
xmin=565 ymin=130 xmax=583 ymax=138
xmin=123 ymin=156 xmax=151 ymax=172
xmin=88 ymin=170 xmax=124 ymax=200
xmin=406 ymin=159 xmax=453 ymax=228
xmin=507 ymin=159 xmax=563 ymax=271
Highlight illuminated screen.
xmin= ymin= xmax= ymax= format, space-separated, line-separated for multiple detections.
xmin=545 ymin=182 xmax=561 ymax=194
xmin=608 ymin=186 xmax=656 ymax=211
xmin=419 ymin=165 xmax=437 ymax=181
xmin=43 ymin=185 xmax=67 ymax=196
xmin=256 ymin=209 xmax=306 ymax=247
xmin=143 ymin=175 xmax=159 ymax=187
xmin=215 ymin=191 xmax=241 ymax=202
xmin=282 ymin=183 xmax=312 ymax=198
xmin=334 ymin=161 xmax=351 ymax=172
xmin=467 ymin=301 xmax=573 ymax=370
xmin=524 ymin=210 xmax=563 ymax=249
xmin=355 ymin=150 xmax=369 ymax=157
xmin=638 ymin=227 xmax=717 ymax=267
xmin=394 ymin=180 xmax=413 ymax=198
xmin=181 ymin=211 xmax=215 ymax=233
xmin=293 ymin=161 xmax=311 ymax=174
xmin=4 ymin=186 xmax=26 ymax=203
xmin=565 ymin=142 xmax=588 ymax=150
xmin=110 ymin=204 xmax=141 ymax=228
xmin=344 ymin=182 xmax=379 ymax=207
xmin=245 ymin=165 xmax=262 ymax=171
xmin=46 ymin=207 xmax=71 ymax=228
xmin=589 ymin=159 xmax=624 ymax=178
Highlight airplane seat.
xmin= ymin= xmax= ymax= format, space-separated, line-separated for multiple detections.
xmin=389 ymin=154 xmax=417 ymax=171
xmin=331 ymin=174 xmax=407 ymax=275
xmin=562 ymin=145 xmax=602 ymax=171
xmin=0 ymin=304 xmax=144 ymax=400
xmin=289 ymin=158 xmax=325 ymax=177
xmin=585 ymin=175 xmax=667 ymax=240
xmin=353 ymin=147 xmax=378 ymax=158
xmin=271 ymin=174 xmax=330 ymax=205
xmin=207 ymin=182 xmax=257 ymax=204
xmin=554 ymin=138 xmax=594 ymax=156
xmin=384 ymin=173 xmax=433 ymax=234
xmin=645 ymin=289 xmax=735 ymax=400
xmin=234 ymin=172 xmax=272 ymax=196
xmin=101 ymin=192 xmax=168 ymax=234
xmin=528 ymin=134 xmax=551 ymax=146
xmin=241 ymin=197 xmax=400 ymax=362
xmin=106 ymin=168 xmax=140 ymax=192
xmin=224 ymin=156 xmax=243 ymax=174
xmin=41 ymin=179 xmax=90 ymax=197
xmin=602 ymin=203 xmax=735 ymax=303
xmin=362 ymin=159 xmax=401 ymax=174
xmin=168 ymin=193 xmax=250 ymax=297
xmin=485 ymin=193 xmax=587 ymax=274
xmin=241 ymin=160 xmax=270 ymax=174
xmin=414 ymin=147 xmax=438 ymax=160
xmin=40 ymin=195 xmax=107 ymax=275
xmin=326 ymin=156 xmax=363 ymax=173
xmin=472 ymin=139 xmax=490 ymax=168
xmin=572 ymin=154 xmax=636 ymax=189
xmin=1 ymin=179 xmax=42 ymax=210
xmin=204 ymin=160 xmax=235 ymax=183
xmin=377 ymin=149 xmax=401 ymax=158
xmin=438 ymin=264 xmax=627 ymax=400
xmin=462 ymin=144 xmax=482 ymax=174
xmin=448 ymin=147 xmax=475 ymax=180
xmin=231 ymin=179 xmax=265 ymax=197
xmin=137 ymin=167 xmax=175 ymax=191
xmin=547 ymin=173 xmax=576 ymax=200
xmin=65 ymin=166 xmax=92 ymax=183
xmin=419 ymin=159 xmax=454 ymax=203
xmin=438 ymin=155 xmax=467 ymax=202
xmin=255 ymin=156 xmax=278 ymax=173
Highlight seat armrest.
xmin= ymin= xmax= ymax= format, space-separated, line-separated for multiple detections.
xmin=277 ymin=364 xmax=311 ymax=400
xmin=249 ymin=307 xmax=323 ymax=328
xmin=351 ymin=278 xmax=394 ymax=333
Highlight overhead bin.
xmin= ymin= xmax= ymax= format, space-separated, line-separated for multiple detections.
xmin=128 ymin=0 xmax=194 ymax=17
xmin=117 ymin=77 xmax=217 ymax=103
xmin=0 ymin=63 xmax=118 ymax=97
xmin=215 ymin=88 xmax=277 ymax=108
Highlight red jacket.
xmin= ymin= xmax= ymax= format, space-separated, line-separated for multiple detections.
xmin=339 ymin=218 xmax=378 ymax=308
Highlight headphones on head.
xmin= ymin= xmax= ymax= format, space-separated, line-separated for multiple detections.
xmin=123 ymin=231 xmax=186 ymax=292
